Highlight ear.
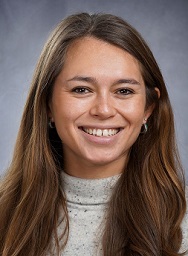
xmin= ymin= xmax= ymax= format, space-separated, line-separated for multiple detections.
xmin=143 ymin=87 xmax=160 ymax=122
xmin=154 ymin=87 xmax=160 ymax=99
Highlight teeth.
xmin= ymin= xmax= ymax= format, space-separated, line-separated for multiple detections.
xmin=83 ymin=128 xmax=119 ymax=137
xmin=103 ymin=129 xmax=108 ymax=137
xmin=93 ymin=128 xmax=97 ymax=136
xmin=97 ymin=129 xmax=102 ymax=136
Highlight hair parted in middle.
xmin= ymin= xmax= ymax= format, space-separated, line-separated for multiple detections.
xmin=0 ymin=13 xmax=185 ymax=256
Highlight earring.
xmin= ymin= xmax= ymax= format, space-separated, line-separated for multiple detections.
xmin=49 ymin=120 xmax=55 ymax=129
xmin=140 ymin=118 xmax=148 ymax=134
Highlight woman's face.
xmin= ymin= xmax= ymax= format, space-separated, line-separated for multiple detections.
xmin=49 ymin=37 xmax=153 ymax=178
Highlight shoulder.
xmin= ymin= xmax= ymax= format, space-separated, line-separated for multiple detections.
xmin=180 ymin=186 xmax=188 ymax=254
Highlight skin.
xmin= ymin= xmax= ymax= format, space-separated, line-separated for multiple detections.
xmin=49 ymin=37 xmax=155 ymax=179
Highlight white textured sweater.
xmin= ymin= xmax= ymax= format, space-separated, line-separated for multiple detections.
xmin=52 ymin=172 xmax=188 ymax=255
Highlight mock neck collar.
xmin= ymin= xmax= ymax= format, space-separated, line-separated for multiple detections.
xmin=61 ymin=171 xmax=121 ymax=205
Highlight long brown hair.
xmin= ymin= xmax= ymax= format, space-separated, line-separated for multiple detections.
xmin=0 ymin=13 xmax=186 ymax=255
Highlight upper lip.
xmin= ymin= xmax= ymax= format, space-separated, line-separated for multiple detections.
xmin=79 ymin=126 xmax=123 ymax=129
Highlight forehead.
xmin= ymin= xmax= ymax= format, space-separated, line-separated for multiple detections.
xmin=62 ymin=36 xmax=143 ymax=82
xmin=66 ymin=36 xmax=138 ymax=64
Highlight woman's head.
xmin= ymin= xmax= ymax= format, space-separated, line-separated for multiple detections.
xmin=25 ymin=13 xmax=170 ymax=170
xmin=49 ymin=36 xmax=157 ymax=177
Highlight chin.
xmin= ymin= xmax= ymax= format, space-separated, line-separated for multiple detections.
xmin=85 ymin=156 xmax=119 ymax=167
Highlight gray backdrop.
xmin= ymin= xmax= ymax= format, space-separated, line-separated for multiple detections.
xmin=0 ymin=0 xmax=188 ymax=182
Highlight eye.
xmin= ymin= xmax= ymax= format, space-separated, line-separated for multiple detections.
xmin=116 ymin=88 xmax=134 ymax=95
xmin=72 ymin=87 xmax=91 ymax=94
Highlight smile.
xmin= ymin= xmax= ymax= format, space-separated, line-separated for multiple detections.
xmin=81 ymin=127 xmax=121 ymax=137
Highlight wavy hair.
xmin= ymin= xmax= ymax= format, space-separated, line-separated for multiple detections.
xmin=0 ymin=13 xmax=186 ymax=255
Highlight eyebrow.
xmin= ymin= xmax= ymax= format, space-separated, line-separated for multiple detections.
xmin=67 ymin=76 xmax=141 ymax=86
xmin=67 ymin=76 xmax=97 ymax=84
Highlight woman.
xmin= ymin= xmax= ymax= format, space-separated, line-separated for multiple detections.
xmin=0 ymin=13 xmax=187 ymax=256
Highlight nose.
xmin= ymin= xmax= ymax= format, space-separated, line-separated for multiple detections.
xmin=89 ymin=94 xmax=116 ymax=119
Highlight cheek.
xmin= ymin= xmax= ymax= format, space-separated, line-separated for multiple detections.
xmin=52 ymin=99 xmax=85 ymax=131
xmin=119 ymin=99 xmax=146 ymax=122
xmin=53 ymin=106 xmax=73 ymax=124
xmin=52 ymin=89 xmax=87 ymax=116
xmin=51 ymin=94 xmax=71 ymax=120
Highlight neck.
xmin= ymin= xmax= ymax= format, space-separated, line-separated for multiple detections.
xmin=63 ymin=157 xmax=126 ymax=179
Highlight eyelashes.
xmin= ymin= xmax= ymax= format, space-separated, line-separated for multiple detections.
xmin=115 ymin=88 xmax=134 ymax=95
xmin=71 ymin=86 xmax=135 ymax=96
xmin=71 ymin=87 xmax=91 ymax=94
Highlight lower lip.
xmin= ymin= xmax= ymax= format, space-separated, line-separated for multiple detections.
xmin=79 ymin=128 xmax=122 ymax=145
